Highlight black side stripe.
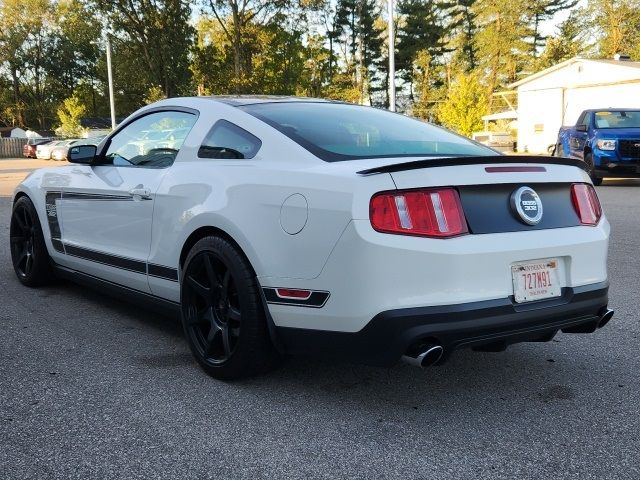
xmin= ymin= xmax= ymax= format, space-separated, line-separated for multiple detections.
xmin=65 ymin=244 xmax=147 ymax=274
xmin=148 ymin=263 xmax=179 ymax=281
xmin=63 ymin=192 xmax=134 ymax=201
xmin=263 ymin=288 xmax=330 ymax=308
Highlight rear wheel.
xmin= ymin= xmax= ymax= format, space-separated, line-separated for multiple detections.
xmin=180 ymin=236 xmax=280 ymax=380
xmin=584 ymin=153 xmax=603 ymax=186
xmin=10 ymin=196 xmax=56 ymax=287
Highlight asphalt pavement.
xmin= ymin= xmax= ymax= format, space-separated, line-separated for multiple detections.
xmin=1 ymin=177 xmax=639 ymax=479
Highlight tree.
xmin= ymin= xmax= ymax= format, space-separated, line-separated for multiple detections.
xmin=526 ymin=0 xmax=579 ymax=56
xmin=447 ymin=0 xmax=478 ymax=72
xmin=93 ymin=0 xmax=195 ymax=97
xmin=0 ymin=0 xmax=54 ymax=128
xmin=473 ymin=0 xmax=532 ymax=100
xmin=333 ymin=0 xmax=384 ymax=102
xmin=55 ymin=92 xmax=87 ymax=137
xmin=437 ymin=72 xmax=488 ymax=136
xmin=583 ymin=0 xmax=640 ymax=59
xmin=536 ymin=10 xmax=586 ymax=69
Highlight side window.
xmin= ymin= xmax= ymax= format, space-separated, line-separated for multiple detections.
xmin=198 ymin=120 xmax=261 ymax=159
xmin=104 ymin=111 xmax=197 ymax=168
xmin=578 ymin=112 xmax=591 ymax=128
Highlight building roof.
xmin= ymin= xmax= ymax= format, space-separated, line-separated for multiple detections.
xmin=509 ymin=57 xmax=640 ymax=88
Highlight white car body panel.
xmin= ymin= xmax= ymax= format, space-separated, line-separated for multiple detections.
xmin=13 ymin=97 xmax=611 ymax=363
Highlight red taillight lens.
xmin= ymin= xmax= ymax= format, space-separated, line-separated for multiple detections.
xmin=571 ymin=183 xmax=602 ymax=225
xmin=370 ymin=188 xmax=468 ymax=238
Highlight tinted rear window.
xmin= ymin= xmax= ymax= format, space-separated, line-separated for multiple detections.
xmin=240 ymin=102 xmax=494 ymax=162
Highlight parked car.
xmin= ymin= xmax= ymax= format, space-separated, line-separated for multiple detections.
xmin=50 ymin=139 xmax=82 ymax=161
xmin=10 ymin=97 xmax=613 ymax=380
xmin=471 ymin=131 xmax=515 ymax=153
xmin=23 ymin=138 xmax=53 ymax=158
xmin=36 ymin=140 xmax=69 ymax=160
xmin=555 ymin=108 xmax=640 ymax=185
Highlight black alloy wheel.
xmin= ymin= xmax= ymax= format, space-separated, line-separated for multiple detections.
xmin=180 ymin=236 xmax=280 ymax=379
xmin=182 ymin=251 xmax=242 ymax=364
xmin=10 ymin=196 xmax=55 ymax=286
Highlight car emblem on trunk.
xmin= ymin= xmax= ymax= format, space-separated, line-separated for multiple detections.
xmin=511 ymin=186 xmax=543 ymax=225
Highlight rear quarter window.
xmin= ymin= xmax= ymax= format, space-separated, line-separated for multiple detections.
xmin=198 ymin=120 xmax=262 ymax=159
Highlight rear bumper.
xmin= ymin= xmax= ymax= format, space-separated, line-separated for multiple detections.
xmin=275 ymin=282 xmax=610 ymax=366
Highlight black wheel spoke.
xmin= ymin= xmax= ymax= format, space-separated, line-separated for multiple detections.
xmin=204 ymin=325 xmax=221 ymax=357
xmin=221 ymin=325 xmax=231 ymax=357
xmin=227 ymin=305 xmax=241 ymax=323
xmin=203 ymin=255 xmax=220 ymax=288
xmin=187 ymin=275 xmax=210 ymax=300
xmin=16 ymin=248 xmax=28 ymax=268
xmin=24 ymin=254 xmax=32 ymax=274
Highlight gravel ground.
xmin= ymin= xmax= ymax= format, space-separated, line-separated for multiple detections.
xmin=0 ymin=180 xmax=639 ymax=479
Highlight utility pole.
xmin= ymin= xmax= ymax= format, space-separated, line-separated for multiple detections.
xmin=105 ymin=35 xmax=116 ymax=130
xmin=387 ymin=0 xmax=396 ymax=112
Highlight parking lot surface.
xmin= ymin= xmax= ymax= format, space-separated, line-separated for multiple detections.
xmin=1 ymin=165 xmax=639 ymax=479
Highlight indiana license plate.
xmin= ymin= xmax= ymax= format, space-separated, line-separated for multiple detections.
xmin=511 ymin=258 xmax=562 ymax=303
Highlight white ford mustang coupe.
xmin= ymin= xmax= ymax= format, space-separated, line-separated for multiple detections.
xmin=10 ymin=96 xmax=613 ymax=379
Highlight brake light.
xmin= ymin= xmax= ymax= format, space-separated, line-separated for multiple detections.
xmin=370 ymin=188 xmax=468 ymax=238
xmin=571 ymin=183 xmax=602 ymax=225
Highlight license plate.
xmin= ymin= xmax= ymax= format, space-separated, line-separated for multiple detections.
xmin=511 ymin=258 xmax=561 ymax=303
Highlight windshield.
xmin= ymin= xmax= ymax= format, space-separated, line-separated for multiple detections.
xmin=594 ymin=111 xmax=640 ymax=129
xmin=240 ymin=102 xmax=494 ymax=162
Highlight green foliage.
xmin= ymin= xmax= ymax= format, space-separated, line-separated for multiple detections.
xmin=583 ymin=0 xmax=640 ymax=59
xmin=437 ymin=73 xmax=489 ymax=136
xmin=55 ymin=92 xmax=87 ymax=137
xmin=536 ymin=10 xmax=586 ymax=69
xmin=144 ymin=86 xmax=167 ymax=105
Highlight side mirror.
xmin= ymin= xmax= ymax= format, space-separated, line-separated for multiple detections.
xmin=575 ymin=124 xmax=588 ymax=132
xmin=67 ymin=145 xmax=97 ymax=164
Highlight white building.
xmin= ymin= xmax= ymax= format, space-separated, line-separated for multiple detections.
xmin=510 ymin=57 xmax=640 ymax=154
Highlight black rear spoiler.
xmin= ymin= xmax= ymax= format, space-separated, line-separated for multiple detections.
xmin=356 ymin=155 xmax=587 ymax=175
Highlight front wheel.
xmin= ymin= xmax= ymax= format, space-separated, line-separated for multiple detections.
xmin=584 ymin=153 xmax=603 ymax=186
xmin=10 ymin=196 xmax=56 ymax=287
xmin=180 ymin=235 xmax=280 ymax=380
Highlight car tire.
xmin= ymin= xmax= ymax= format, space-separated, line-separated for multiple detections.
xmin=10 ymin=196 xmax=56 ymax=287
xmin=584 ymin=153 xmax=603 ymax=186
xmin=180 ymin=235 xmax=280 ymax=380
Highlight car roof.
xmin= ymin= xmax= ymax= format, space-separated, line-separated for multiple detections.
xmin=587 ymin=108 xmax=640 ymax=112
xmin=208 ymin=95 xmax=337 ymax=106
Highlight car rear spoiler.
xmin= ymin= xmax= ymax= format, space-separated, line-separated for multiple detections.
xmin=356 ymin=155 xmax=587 ymax=175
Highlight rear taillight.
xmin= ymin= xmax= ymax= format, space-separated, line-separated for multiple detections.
xmin=571 ymin=183 xmax=602 ymax=225
xmin=370 ymin=188 xmax=468 ymax=238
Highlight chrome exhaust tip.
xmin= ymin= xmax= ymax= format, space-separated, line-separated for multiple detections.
xmin=598 ymin=308 xmax=614 ymax=329
xmin=402 ymin=344 xmax=444 ymax=368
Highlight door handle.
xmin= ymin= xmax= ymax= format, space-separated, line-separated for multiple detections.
xmin=129 ymin=187 xmax=152 ymax=200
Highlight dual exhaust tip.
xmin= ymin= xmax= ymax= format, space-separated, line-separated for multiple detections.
xmin=401 ymin=344 xmax=444 ymax=368
xmin=402 ymin=308 xmax=614 ymax=369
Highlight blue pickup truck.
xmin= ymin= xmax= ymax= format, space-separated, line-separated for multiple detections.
xmin=555 ymin=109 xmax=640 ymax=185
